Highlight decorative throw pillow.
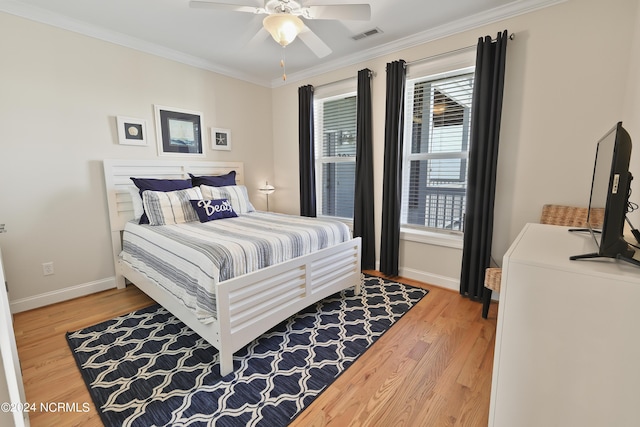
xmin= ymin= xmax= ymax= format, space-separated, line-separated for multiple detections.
xmin=190 ymin=199 xmax=238 ymax=222
xmin=131 ymin=177 xmax=192 ymax=192
xmin=131 ymin=177 xmax=193 ymax=224
xmin=142 ymin=187 xmax=202 ymax=226
xmin=199 ymin=184 xmax=255 ymax=214
xmin=188 ymin=171 xmax=236 ymax=187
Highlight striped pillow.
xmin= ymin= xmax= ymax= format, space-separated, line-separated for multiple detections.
xmin=199 ymin=185 xmax=255 ymax=214
xmin=142 ymin=187 xmax=203 ymax=225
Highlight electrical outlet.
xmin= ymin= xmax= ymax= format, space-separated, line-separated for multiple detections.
xmin=42 ymin=262 xmax=54 ymax=276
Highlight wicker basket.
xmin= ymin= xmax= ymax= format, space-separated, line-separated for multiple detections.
xmin=484 ymin=267 xmax=502 ymax=292
xmin=539 ymin=204 xmax=604 ymax=228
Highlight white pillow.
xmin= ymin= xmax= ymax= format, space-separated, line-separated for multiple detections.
xmin=199 ymin=185 xmax=255 ymax=214
xmin=127 ymin=186 xmax=144 ymax=221
xmin=142 ymin=187 xmax=203 ymax=225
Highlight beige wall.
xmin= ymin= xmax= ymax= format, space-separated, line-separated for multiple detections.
xmin=623 ymin=0 xmax=640 ymax=228
xmin=272 ymin=0 xmax=640 ymax=289
xmin=0 ymin=13 xmax=273 ymax=308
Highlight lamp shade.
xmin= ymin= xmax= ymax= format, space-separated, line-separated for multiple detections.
xmin=263 ymin=14 xmax=304 ymax=47
xmin=259 ymin=182 xmax=276 ymax=195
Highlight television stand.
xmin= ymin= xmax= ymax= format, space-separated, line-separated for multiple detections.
xmin=569 ymin=252 xmax=640 ymax=267
xmin=567 ymin=228 xmax=600 ymax=234
xmin=568 ymin=251 xmax=640 ymax=267
xmin=617 ymin=253 xmax=640 ymax=267
xmin=567 ymin=228 xmax=602 ymax=261
xmin=567 ymin=228 xmax=638 ymax=266
xmin=569 ymin=251 xmax=640 ymax=267
xmin=569 ymin=251 xmax=604 ymax=261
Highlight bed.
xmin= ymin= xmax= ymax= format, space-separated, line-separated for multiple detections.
xmin=103 ymin=159 xmax=362 ymax=376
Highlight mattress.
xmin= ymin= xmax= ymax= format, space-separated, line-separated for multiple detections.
xmin=120 ymin=211 xmax=352 ymax=324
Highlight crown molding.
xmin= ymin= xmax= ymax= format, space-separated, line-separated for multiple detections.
xmin=271 ymin=0 xmax=567 ymax=87
xmin=0 ymin=0 xmax=273 ymax=87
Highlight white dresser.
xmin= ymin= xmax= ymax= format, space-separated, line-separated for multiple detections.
xmin=489 ymin=223 xmax=640 ymax=427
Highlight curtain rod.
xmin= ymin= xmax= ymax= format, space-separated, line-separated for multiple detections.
xmin=314 ymin=32 xmax=514 ymax=88
xmin=406 ymin=32 xmax=515 ymax=68
xmin=314 ymin=69 xmax=376 ymax=90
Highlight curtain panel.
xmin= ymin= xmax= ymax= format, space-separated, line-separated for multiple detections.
xmin=354 ymin=68 xmax=375 ymax=270
xmin=298 ymin=85 xmax=317 ymax=217
xmin=380 ymin=60 xmax=407 ymax=276
xmin=460 ymin=30 xmax=509 ymax=300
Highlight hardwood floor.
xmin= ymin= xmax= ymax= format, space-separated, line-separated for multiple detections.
xmin=12 ymin=272 xmax=497 ymax=427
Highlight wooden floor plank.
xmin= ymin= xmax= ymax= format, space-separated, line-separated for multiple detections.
xmin=12 ymin=272 xmax=497 ymax=426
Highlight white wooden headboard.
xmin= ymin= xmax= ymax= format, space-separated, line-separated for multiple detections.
xmin=103 ymin=159 xmax=244 ymax=288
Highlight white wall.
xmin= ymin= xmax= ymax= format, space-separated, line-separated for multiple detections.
xmin=0 ymin=13 xmax=274 ymax=309
xmin=272 ymin=0 xmax=640 ymax=289
xmin=623 ymin=0 xmax=640 ymax=229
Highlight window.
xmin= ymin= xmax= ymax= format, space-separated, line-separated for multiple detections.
xmin=401 ymin=69 xmax=474 ymax=232
xmin=314 ymin=92 xmax=357 ymax=219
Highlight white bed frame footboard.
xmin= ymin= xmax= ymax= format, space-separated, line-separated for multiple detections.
xmin=103 ymin=159 xmax=362 ymax=376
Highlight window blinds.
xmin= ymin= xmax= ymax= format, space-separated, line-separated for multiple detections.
xmin=402 ymin=72 xmax=474 ymax=231
xmin=314 ymin=94 xmax=357 ymax=219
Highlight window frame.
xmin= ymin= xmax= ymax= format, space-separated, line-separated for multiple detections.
xmin=313 ymin=85 xmax=358 ymax=222
xmin=400 ymin=50 xmax=476 ymax=245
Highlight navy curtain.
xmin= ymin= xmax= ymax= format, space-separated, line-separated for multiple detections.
xmin=460 ymin=30 xmax=509 ymax=300
xmin=298 ymin=85 xmax=316 ymax=217
xmin=354 ymin=68 xmax=375 ymax=270
xmin=380 ymin=60 xmax=407 ymax=276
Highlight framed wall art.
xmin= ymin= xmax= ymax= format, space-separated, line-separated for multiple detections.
xmin=154 ymin=105 xmax=204 ymax=156
xmin=211 ymin=127 xmax=231 ymax=151
xmin=116 ymin=116 xmax=147 ymax=146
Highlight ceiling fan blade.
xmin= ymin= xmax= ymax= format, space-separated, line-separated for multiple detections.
xmin=247 ymin=27 xmax=269 ymax=48
xmin=188 ymin=1 xmax=261 ymax=14
xmin=298 ymin=26 xmax=332 ymax=58
xmin=305 ymin=4 xmax=371 ymax=21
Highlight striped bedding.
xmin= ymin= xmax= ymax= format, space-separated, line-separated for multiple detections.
xmin=120 ymin=211 xmax=352 ymax=324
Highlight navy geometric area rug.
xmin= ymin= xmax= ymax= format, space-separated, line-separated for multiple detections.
xmin=66 ymin=274 xmax=428 ymax=427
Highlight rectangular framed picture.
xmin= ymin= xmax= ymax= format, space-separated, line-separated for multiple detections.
xmin=116 ymin=116 xmax=147 ymax=146
xmin=154 ymin=105 xmax=204 ymax=156
xmin=211 ymin=128 xmax=231 ymax=151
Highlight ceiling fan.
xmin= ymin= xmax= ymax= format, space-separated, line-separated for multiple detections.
xmin=189 ymin=0 xmax=372 ymax=58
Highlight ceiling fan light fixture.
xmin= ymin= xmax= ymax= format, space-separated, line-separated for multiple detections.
xmin=263 ymin=13 xmax=304 ymax=47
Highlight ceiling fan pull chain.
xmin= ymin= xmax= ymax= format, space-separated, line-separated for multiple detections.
xmin=281 ymin=47 xmax=287 ymax=81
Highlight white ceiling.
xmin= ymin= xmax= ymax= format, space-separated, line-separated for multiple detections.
xmin=0 ymin=0 xmax=560 ymax=87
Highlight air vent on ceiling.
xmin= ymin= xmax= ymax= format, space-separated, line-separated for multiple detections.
xmin=352 ymin=27 xmax=383 ymax=41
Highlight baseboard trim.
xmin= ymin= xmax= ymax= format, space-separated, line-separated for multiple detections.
xmin=398 ymin=267 xmax=459 ymax=292
xmin=10 ymin=277 xmax=116 ymax=313
xmin=6 ymin=267 xmax=484 ymax=313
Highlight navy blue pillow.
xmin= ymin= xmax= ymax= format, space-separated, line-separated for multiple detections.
xmin=131 ymin=177 xmax=193 ymax=224
xmin=190 ymin=199 xmax=238 ymax=222
xmin=188 ymin=171 xmax=236 ymax=187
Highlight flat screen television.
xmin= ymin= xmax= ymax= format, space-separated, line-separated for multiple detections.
xmin=570 ymin=121 xmax=637 ymax=266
